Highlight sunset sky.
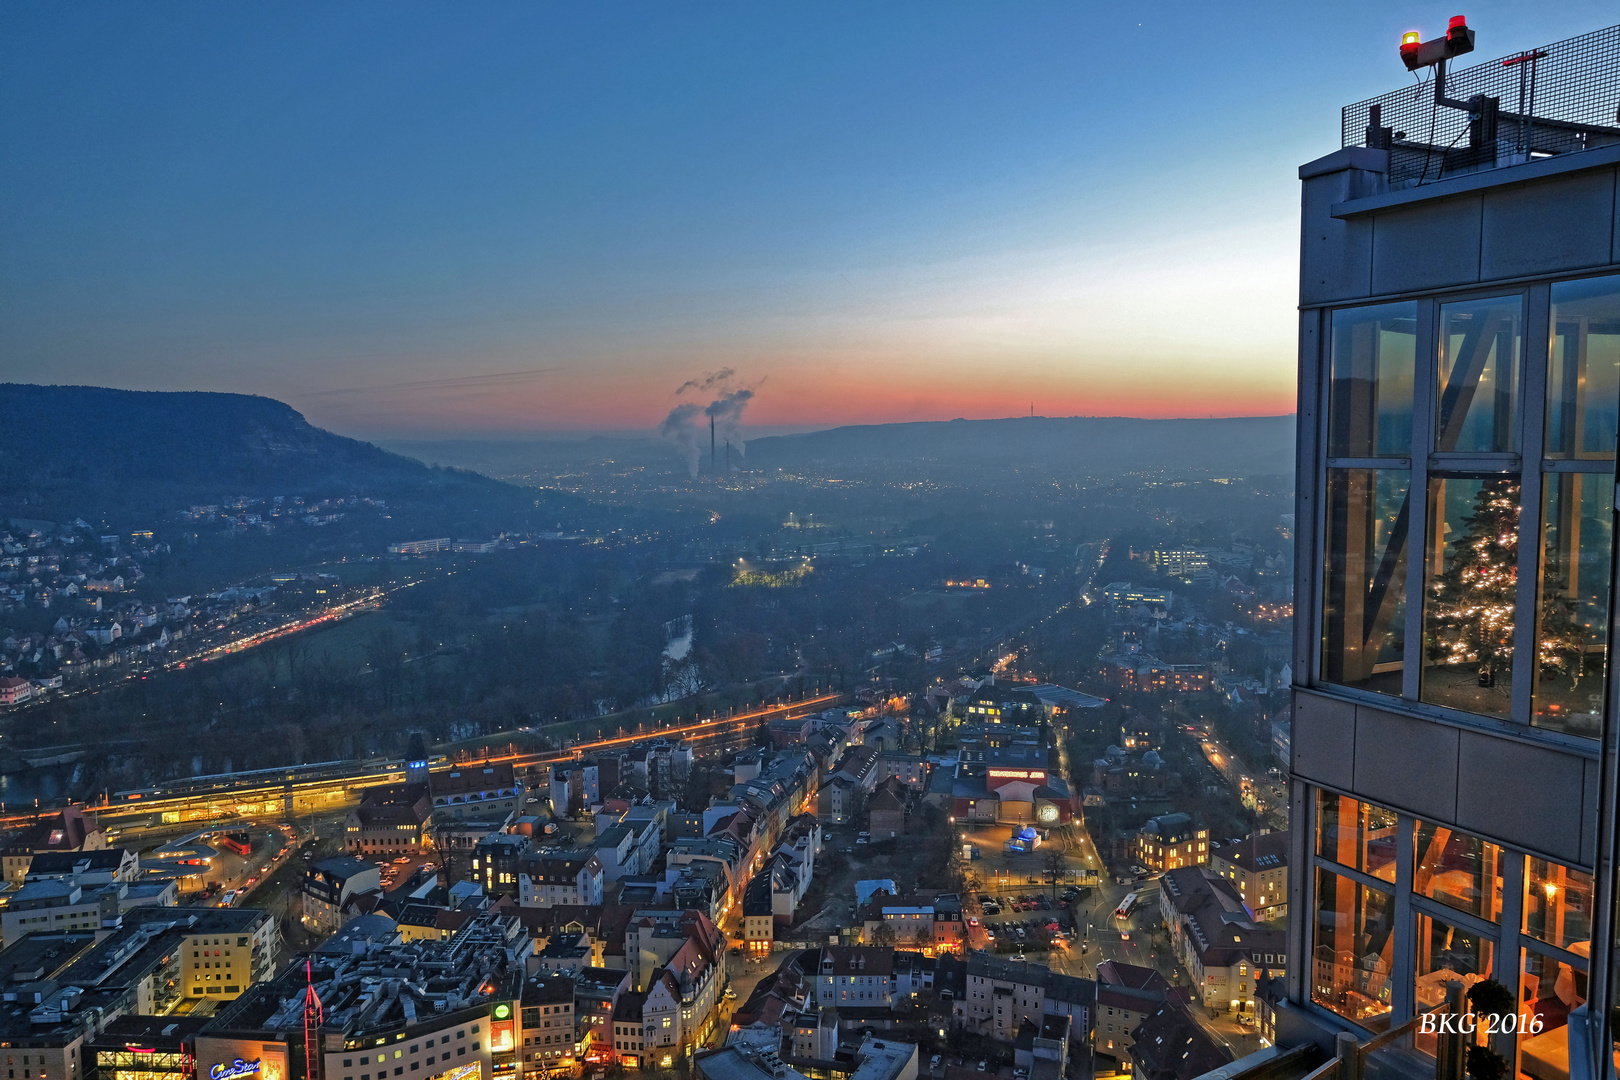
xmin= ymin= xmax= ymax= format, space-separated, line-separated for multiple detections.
xmin=2 ymin=2 xmax=1613 ymax=439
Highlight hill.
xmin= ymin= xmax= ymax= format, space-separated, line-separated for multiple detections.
xmin=742 ymin=415 xmax=1296 ymax=477
xmin=0 ymin=384 xmax=544 ymax=520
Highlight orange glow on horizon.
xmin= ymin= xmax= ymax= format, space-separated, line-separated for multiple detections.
xmin=298 ymin=359 xmax=1293 ymax=437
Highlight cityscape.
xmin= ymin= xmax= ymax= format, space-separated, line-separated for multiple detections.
xmin=3 ymin=10 xmax=1620 ymax=1080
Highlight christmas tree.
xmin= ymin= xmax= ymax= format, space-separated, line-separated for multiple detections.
xmin=1425 ymin=479 xmax=1520 ymax=689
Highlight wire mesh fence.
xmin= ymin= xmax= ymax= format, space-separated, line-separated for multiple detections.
xmin=1342 ymin=23 xmax=1620 ymax=187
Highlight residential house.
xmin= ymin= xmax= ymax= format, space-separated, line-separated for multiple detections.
xmin=1208 ymin=832 xmax=1289 ymax=922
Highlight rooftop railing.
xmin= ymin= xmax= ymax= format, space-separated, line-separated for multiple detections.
xmin=1342 ymin=23 xmax=1620 ymax=188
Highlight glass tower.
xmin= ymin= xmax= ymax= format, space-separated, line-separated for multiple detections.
xmin=1291 ymin=31 xmax=1620 ymax=1080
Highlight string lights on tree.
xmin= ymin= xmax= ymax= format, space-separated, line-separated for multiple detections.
xmin=1425 ymin=479 xmax=1520 ymax=689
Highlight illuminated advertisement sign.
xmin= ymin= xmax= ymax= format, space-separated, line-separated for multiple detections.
xmin=426 ymin=1064 xmax=481 ymax=1080
xmin=986 ymin=769 xmax=1046 ymax=781
xmin=489 ymin=1020 xmax=515 ymax=1054
xmin=211 ymin=1060 xmax=261 ymax=1080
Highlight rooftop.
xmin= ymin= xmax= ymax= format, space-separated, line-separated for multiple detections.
xmin=1343 ymin=22 xmax=1620 ymax=190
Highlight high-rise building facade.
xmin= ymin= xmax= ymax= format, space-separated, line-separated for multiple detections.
xmin=1285 ymin=20 xmax=1620 ymax=1080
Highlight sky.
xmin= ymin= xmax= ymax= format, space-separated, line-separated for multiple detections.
xmin=2 ymin=2 xmax=1615 ymax=440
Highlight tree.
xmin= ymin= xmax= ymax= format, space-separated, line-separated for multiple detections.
xmin=1424 ymin=479 xmax=1521 ymax=689
xmin=870 ymin=922 xmax=897 ymax=948
xmin=1042 ymin=849 xmax=1069 ymax=898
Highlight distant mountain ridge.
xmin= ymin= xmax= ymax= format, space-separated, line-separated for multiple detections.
xmin=0 ymin=384 xmax=517 ymax=517
xmin=743 ymin=414 xmax=1296 ymax=477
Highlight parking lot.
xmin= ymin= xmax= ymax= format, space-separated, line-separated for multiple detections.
xmin=966 ymin=886 xmax=1081 ymax=958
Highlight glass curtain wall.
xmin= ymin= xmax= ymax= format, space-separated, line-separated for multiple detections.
xmin=1318 ymin=282 xmax=1620 ymax=737
xmin=1310 ymin=790 xmax=1598 ymax=1062
xmin=1533 ymin=275 xmax=1620 ymax=735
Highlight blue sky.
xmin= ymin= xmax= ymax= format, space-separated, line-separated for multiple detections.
xmin=2 ymin=2 xmax=1613 ymax=437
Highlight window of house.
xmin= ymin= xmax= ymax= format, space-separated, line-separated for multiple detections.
xmin=1315 ymin=791 xmax=1397 ymax=883
xmin=1311 ymin=868 xmax=1393 ymax=1031
xmin=1414 ymin=821 xmax=1504 ymax=921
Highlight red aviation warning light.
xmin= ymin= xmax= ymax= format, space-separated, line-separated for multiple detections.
xmin=1400 ymin=16 xmax=1476 ymax=71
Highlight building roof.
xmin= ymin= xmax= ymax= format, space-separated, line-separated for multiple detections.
xmin=963 ymin=953 xmax=1093 ymax=1005
xmin=1096 ymin=960 xmax=1174 ymax=995
xmin=1215 ymin=831 xmax=1288 ymax=874
xmin=1130 ymin=996 xmax=1232 ymax=1080
xmin=611 ymin=988 xmax=646 ymax=1023
xmin=208 ymin=909 xmax=525 ymax=1037
xmin=431 ymin=761 xmax=519 ymax=798
xmin=25 ymin=849 xmax=132 ymax=876
xmin=0 ymin=931 xmax=98 ymax=984
xmin=522 ymin=973 xmax=575 ymax=1006
xmin=308 ymin=856 xmax=377 ymax=882
xmin=1160 ymin=867 xmax=1285 ymax=967
xmin=1140 ymin=814 xmax=1200 ymax=843
xmin=2 ymin=807 xmax=101 ymax=855
xmin=819 ymin=946 xmax=894 ymax=977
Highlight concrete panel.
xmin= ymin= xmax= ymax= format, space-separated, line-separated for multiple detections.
xmin=1481 ymin=170 xmax=1615 ymax=281
xmin=1371 ymin=196 xmax=1482 ymax=295
xmin=1350 ymin=704 xmax=1459 ymax=821
xmin=1301 ymin=171 xmax=1374 ymax=305
xmin=1455 ymin=731 xmax=1588 ymax=865
xmin=1291 ymin=691 xmax=1356 ymax=790
xmin=1582 ymin=757 xmax=1601 ymax=869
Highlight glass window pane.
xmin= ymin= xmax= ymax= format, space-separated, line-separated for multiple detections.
xmin=1414 ymin=910 xmax=1495 ymax=1010
xmin=1312 ymin=868 xmax=1394 ymax=1031
xmin=1532 ymin=472 xmax=1613 ymax=736
xmin=1315 ymin=791 xmax=1398 ymax=883
xmin=1322 ymin=469 xmax=1410 ymax=695
xmin=1524 ymin=858 xmax=1593 ymax=952
xmin=1330 ymin=302 xmax=1418 ymax=458
xmin=1518 ymin=946 xmax=1587 ymax=1080
xmin=1422 ymin=475 xmax=1520 ymax=716
xmin=1547 ymin=275 xmax=1620 ymax=460
xmin=1414 ymin=820 xmax=1504 ymax=921
xmin=1437 ymin=296 xmax=1522 ymax=453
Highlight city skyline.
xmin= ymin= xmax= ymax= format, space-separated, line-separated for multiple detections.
xmin=2 ymin=2 xmax=1612 ymax=439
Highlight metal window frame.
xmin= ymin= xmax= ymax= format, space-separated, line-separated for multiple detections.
xmin=1296 ymin=784 xmax=1595 ymax=1042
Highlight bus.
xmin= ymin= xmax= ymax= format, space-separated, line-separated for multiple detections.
xmin=1114 ymin=892 xmax=1140 ymax=920
xmin=217 ymin=831 xmax=252 ymax=856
